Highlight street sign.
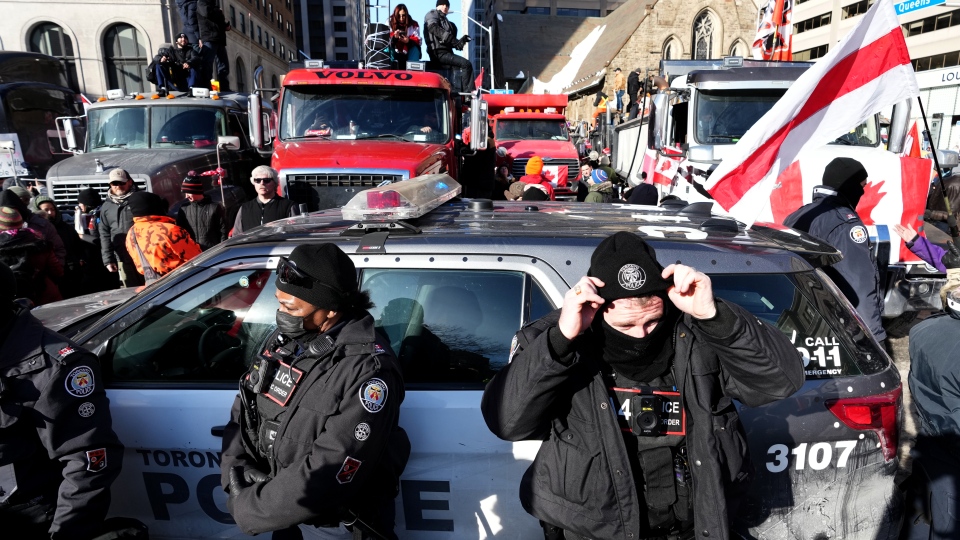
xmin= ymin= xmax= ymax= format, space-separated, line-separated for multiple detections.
xmin=895 ymin=0 xmax=945 ymax=16
xmin=490 ymin=89 xmax=514 ymax=94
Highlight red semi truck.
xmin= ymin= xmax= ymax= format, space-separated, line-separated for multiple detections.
xmin=248 ymin=63 xmax=487 ymax=211
xmin=484 ymin=93 xmax=581 ymax=199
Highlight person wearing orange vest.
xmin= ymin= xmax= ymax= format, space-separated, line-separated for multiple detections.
xmin=124 ymin=191 xmax=201 ymax=280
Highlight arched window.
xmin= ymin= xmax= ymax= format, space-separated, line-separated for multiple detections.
xmin=693 ymin=12 xmax=715 ymax=60
xmin=729 ymin=40 xmax=748 ymax=58
xmin=236 ymin=58 xmax=247 ymax=93
xmin=29 ymin=23 xmax=80 ymax=91
xmin=663 ymin=38 xmax=680 ymax=60
xmin=103 ymin=23 xmax=148 ymax=93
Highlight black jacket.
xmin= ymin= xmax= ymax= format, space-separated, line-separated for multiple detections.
xmin=0 ymin=308 xmax=123 ymax=540
xmin=221 ymin=314 xmax=410 ymax=535
xmin=197 ymin=0 xmax=229 ymax=44
xmin=481 ymin=300 xmax=803 ymax=540
xmin=909 ymin=313 xmax=960 ymax=438
xmin=783 ymin=189 xmax=885 ymax=341
xmin=424 ymin=8 xmax=462 ymax=58
xmin=627 ymin=71 xmax=641 ymax=100
xmin=98 ymin=190 xmax=138 ymax=266
xmin=233 ymin=196 xmax=297 ymax=235
xmin=177 ymin=197 xmax=227 ymax=251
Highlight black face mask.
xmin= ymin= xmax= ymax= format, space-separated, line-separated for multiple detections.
xmin=595 ymin=298 xmax=679 ymax=382
xmin=275 ymin=309 xmax=313 ymax=339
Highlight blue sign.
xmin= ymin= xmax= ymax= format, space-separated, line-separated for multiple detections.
xmin=895 ymin=0 xmax=945 ymax=16
xmin=490 ymin=89 xmax=514 ymax=94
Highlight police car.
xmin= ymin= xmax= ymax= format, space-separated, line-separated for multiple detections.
xmin=34 ymin=176 xmax=903 ymax=539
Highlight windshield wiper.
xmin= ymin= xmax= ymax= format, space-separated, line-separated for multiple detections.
xmin=356 ymin=134 xmax=407 ymax=141
xmin=95 ymin=143 xmax=127 ymax=149
xmin=283 ymin=135 xmax=330 ymax=142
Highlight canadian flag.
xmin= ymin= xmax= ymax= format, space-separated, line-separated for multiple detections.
xmin=767 ymin=149 xmax=932 ymax=264
xmin=902 ymin=121 xmax=922 ymax=158
xmin=653 ymin=147 xmax=683 ymax=186
xmin=542 ymin=165 xmax=569 ymax=187
xmin=753 ymin=0 xmax=793 ymax=61
xmin=704 ymin=0 xmax=920 ymax=227
xmin=640 ymin=148 xmax=659 ymax=183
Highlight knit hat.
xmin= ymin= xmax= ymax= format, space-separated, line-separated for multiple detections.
xmin=591 ymin=170 xmax=608 ymax=184
xmin=822 ymin=157 xmax=867 ymax=207
xmin=588 ymin=232 xmax=671 ymax=301
xmin=436 ymin=0 xmax=450 ymax=6
xmin=34 ymin=195 xmax=55 ymax=208
xmin=505 ymin=181 xmax=526 ymax=200
xmin=525 ymin=156 xmax=544 ymax=175
xmin=275 ymin=243 xmax=359 ymax=311
xmin=181 ymin=172 xmax=205 ymax=195
xmin=0 ymin=206 xmax=23 ymax=230
xmin=78 ymin=187 xmax=103 ymax=208
xmin=109 ymin=168 xmax=130 ymax=183
xmin=7 ymin=186 xmax=29 ymax=201
xmin=588 ymin=150 xmax=600 ymax=161
xmin=127 ymin=191 xmax=164 ymax=218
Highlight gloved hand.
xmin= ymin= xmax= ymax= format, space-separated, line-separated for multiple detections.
xmin=228 ymin=466 xmax=269 ymax=498
xmin=943 ymin=240 xmax=960 ymax=270
xmin=243 ymin=467 xmax=269 ymax=484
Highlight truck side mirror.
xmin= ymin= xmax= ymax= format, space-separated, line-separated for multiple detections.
xmin=217 ymin=136 xmax=242 ymax=150
xmin=56 ymin=116 xmax=84 ymax=154
xmin=887 ymin=99 xmax=912 ymax=154
xmin=248 ymin=93 xmax=264 ymax=149
xmin=470 ymin=99 xmax=489 ymax=151
xmin=652 ymin=93 xmax=671 ymax=151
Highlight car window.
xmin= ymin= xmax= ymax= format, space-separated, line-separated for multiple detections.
xmin=711 ymin=273 xmax=865 ymax=379
xmin=362 ymin=269 xmax=549 ymax=386
xmin=104 ymin=269 xmax=277 ymax=383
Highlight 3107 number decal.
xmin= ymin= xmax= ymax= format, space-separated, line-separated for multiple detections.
xmin=766 ymin=441 xmax=858 ymax=473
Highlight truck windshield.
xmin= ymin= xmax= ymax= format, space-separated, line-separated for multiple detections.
xmin=88 ymin=106 xmax=225 ymax=151
xmin=279 ymin=86 xmax=450 ymax=143
xmin=496 ymin=119 xmax=568 ymax=141
xmin=695 ymin=88 xmax=880 ymax=147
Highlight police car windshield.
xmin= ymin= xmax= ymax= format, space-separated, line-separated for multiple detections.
xmin=496 ymin=119 xmax=569 ymax=141
xmin=88 ymin=106 xmax=226 ymax=151
xmin=279 ymin=86 xmax=450 ymax=143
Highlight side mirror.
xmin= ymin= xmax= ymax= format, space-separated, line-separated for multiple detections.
xmin=56 ymin=116 xmax=84 ymax=154
xmin=652 ymin=93 xmax=671 ymax=151
xmin=248 ymin=93 xmax=263 ymax=149
xmin=470 ymin=99 xmax=489 ymax=151
xmin=887 ymin=99 xmax=912 ymax=154
xmin=496 ymin=146 xmax=507 ymax=158
xmin=217 ymin=136 xmax=241 ymax=150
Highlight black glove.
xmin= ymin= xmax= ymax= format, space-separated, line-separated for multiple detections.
xmin=243 ymin=467 xmax=269 ymax=484
xmin=228 ymin=466 xmax=247 ymax=498
xmin=943 ymin=240 xmax=960 ymax=270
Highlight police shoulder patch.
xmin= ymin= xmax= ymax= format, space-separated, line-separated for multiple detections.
xmin=849 ymin=225 xmax=868 ymax=244
xmin=78 ymin=402 xmax=96 ymax=418
xmin=65 ymin=366 xmax=95 ymax=398
xmin=359 ymin=378 xmax=388 ymax=413
xmin=336 ymin=456 xmax=361 ymax=484
xmin=355 ymin=422 xmax=371 ymax=441
xmin=86 ymin=448 xmax=107 ymax=472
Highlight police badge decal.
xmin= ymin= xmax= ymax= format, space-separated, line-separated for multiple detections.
xmin=359 ymin=378 xmax=388 ymax=413
xmin=617 ymin=263 xmax=645 ymax=291
xmin=65 ymin=366 xmax=95 ymax=398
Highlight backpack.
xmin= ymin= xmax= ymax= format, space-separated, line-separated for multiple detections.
xmin=146 ymin=58 xmax=158 ymax=85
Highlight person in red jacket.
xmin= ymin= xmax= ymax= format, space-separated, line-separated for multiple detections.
xmin=518 ymin=156 xmax=555 ymax=200
xmin=124 ymin=192 xmax=201 ymax=280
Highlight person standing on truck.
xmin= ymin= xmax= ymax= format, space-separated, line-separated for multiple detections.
xmin=627 ymin=68 xmax=642 ymax=120
xmin=221 ymin=243 xmax=410 ymax=539
xmin=481 ymin=231 xmax=803 ymax=540
xmin=389 ymin=4 xmax=422 ymax=69
xmin=176 ymin=172 xmax=227 ymax=251
xmin=98 ymin=168 xmax=144 ymax=288
xmin=197 ymin=0 xmax=231 ymax=91
xmin=424 ymin=0 xmax=474 ymax=93
xmin=613 ymin=68 xmax=626 ymax=118
xmin=231 ymin=166 xmax=297 ymax=236
xmin=783 ymin=157 xmax=886 ymax=343
xmin=176 ymin=0 xmax=200 ymax=44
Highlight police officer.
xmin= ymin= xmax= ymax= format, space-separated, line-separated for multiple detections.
xmin=221 ymin=243 xmax=410 ymax=539
xmin=0 ymin=262 xmax=124 ymax=539
xmin=481 ymin=232 xmax=803 ymax=540
xmin=783 ymin=157 xmax=885 ymax=343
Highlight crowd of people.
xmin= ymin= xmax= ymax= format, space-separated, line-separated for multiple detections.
xmin=153 ymin=0 xmax=232 ymax=92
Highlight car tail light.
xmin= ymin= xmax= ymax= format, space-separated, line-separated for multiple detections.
xmin=825 ymin=386 xmax=901 ymax=461
xmin=367 ymin=190 xmax=401 ymax=209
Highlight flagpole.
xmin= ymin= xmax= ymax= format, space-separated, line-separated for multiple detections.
xmin=916 ymin=96 xmax=957 ymax=239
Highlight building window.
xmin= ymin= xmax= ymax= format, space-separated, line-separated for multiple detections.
xmin=556 ymin=8 xmax=599 ymax=16
xmin=333 ymin=5 xmax=346 ymax=16
xmin=912 ymin=50 xmax=960 ymax=72
xmin=903 ymin=9 xmax=960 ymax=36
xmin=28 ymin=22 xmax=80 ymax=91
xmin=334 ymin=21 xmax=347 ymax=32
xmin=250 ymin=19 xmax=255 ymax=40
xmin=335 ymin=37 xmax=348 ymax=48
xmin=729 ymin=40 xmax=747 ymax=57
xmin=230 ymin=5 xmax=237 ymax=27
xmin=842 ymin=0 xmax=875 ymax=19
xmin=793 ymin=44 xmax=828 ymax=60
xmin=277 ymin=13 xmax=282 ymax=30
xmin=663 ymin=38 xmax=680 ymax=60
xmin=102 ymin=23 xmax=148 ymax=93
xmin=693 ymin=12 xmax=714 ymax=60
xmin=240 ymin=13 xmax=246 ymax=32
xmin=794 ymin=12 xmax=831 ymax=34
xmin=280 ymin=44 xmax=285 ymax=57
xmin=257 ymin=25 xmax=262 ymax=45
xmin=235 ymin=57 xmax=246 ymax=93
xmin=268 ymin=3 xmax=273 ymax=20
xmin=271 ymin=36 xmax=276 ymax=54
xmin=336 ymin=52 xmax=348 ymax=61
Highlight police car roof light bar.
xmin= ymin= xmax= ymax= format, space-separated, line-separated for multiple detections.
xmin=341 ymin=174 xmax=461 ymax=222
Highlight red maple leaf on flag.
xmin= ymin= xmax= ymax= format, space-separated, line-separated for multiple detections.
xmin=542 ymin=169 xmax=555 ymax=182
xmin=855 ymin=180 xmax=886 ymax=226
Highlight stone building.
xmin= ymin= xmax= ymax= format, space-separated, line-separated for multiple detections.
xmin=2 ymin=0 xmax=298 ymax=98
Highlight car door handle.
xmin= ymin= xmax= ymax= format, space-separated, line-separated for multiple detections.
xmin=211 ymin=425 xmax=226 ymax=437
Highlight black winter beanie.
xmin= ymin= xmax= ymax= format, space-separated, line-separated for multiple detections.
xmin=822 ymin=157 xmax=867 ymax=208
xmin=1 ymin=190 xmax=31 ymax=220
xmin=588 ymin=232 xmax=671 ymax=301
xmin=78 ymin=187 xmax=103 ymax=208
xmin=127 ymin=191 xmax=164 ymax=218
xmin=275 ymin=243 xmax=358 ymax=311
